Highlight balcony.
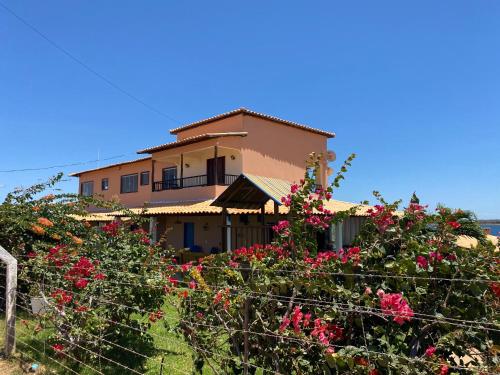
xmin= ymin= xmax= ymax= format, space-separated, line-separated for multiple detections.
xmin=152 ymin=174 xmax=238 ymax=192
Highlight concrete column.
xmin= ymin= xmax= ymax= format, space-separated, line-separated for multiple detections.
xmin=334 ymin=221 xmax=343 ymax=251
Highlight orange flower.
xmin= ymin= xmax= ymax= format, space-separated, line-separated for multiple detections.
xmin=37 ymin=217 xmax=54 ymax=227
xmin=31 ymin=224 xmax=45 ymax=235
xmin=72 ymin=236 xmax=83 ymax=245
xmin=32 ymin=206 xmax=40 ymax=212
xmin=51 ymin=233 xmax=62 ymax=241
xmin=42 ymin=194 xmax=55 ymax=200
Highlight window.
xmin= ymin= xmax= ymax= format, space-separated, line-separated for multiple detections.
xmin=140 ymin=171 xmax=150 ymax=186
xmin=101 ymin=178 xmax=109 ymax=191
xmin=162 ymin=167 xmax=177 ymax=188
xmin=81 ymin=181 xmax=94 ymax=197
xmin=120 ymin=174 xmax=138 ymax=193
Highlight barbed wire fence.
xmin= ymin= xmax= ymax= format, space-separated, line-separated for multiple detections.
xmin=1 ymin=249 xmax=499 ymax=374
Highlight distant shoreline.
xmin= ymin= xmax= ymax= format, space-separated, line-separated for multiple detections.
xmin=479 ymin=220 xmax=500 ymax=225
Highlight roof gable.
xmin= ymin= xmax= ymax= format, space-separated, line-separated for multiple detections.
xmin=169 ymin=108 xmax=335 ymax=138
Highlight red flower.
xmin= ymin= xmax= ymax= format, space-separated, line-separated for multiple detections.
xmin=149 ymin=310 xmax=164 ymax=323
xmin=51 ymin=289 xmax=72 ymax=306
xmin=75 ymin=305 xmax=89 ymax=313
xmin=290 ymin=184 xmax=299 ymax=194
xmin=168 ymin=277 xmax=178 ymax=287
xmin=424 ymin=346 xmax=436 ymax=357
xmin=214 ymin=291 xmax=224 ymax=305
xmin=188 ymin=280 xmax=197 ymax=289
xmin=102 ymin=221 xmax=120 ymax=236
xmin=447 ymin=221 xmax=461 ymax=229
xmin=446 ymin=253 xmax=457 ymax=261
xmin=27 ymin=251 xmax=37 ymax=259
xmin=74 ymin=278 xmax=89 ymax=289
xmin=52 ymin=343 xmax=64 ymax=352
xmin=490 ymin=282 xmax=500 ymax=298
xmin=94 ymin=273 xmax=106 ymax=280
xmin=355 ymin=357 xmax=369 ymax=366
xmin=67 ymin=257 xmax=95 ymax=278
xmin=416 ymin=256 xmax=428 ymax=270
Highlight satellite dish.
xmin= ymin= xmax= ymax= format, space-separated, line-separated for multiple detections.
xmin=327 ymin=150 xmax=336 ymax=161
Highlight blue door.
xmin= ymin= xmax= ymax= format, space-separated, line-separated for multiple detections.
xmin=183 ymin=223 xmax=195 ymax=250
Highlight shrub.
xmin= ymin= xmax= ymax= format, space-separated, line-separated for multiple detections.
xmin=0 ymin=174 xmax=175 ymax=373
xmin=176 ymin=155 xmax=499 ymax=374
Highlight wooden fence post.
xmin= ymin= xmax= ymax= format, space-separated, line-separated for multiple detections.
xmin=0 ymin=245 xmax=17 ymax=357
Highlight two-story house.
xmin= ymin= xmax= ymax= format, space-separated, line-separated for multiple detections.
xmin=71 ymin=108 xmax=370 ymax=254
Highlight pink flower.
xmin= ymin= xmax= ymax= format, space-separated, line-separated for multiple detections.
xmin=303 ymin=313 xmax=312 ymax=327
xmin=424 ymin=346 xmax=436 ymax=357
xmin=279 ymin=316 xmax=291 ymax=332
xmin=291 ymin=306 xmax=303 ymax=334
xmin=181 ymin=262 xmax=193 ymax=272
xmin=440 ymin=364 xmax=449 ymax=375
xmin=429 ymin=252 xmax=444 ymax=262
xmin=377 ymin=290 xmax=414 ymax=325
xmin=325 ymin=347 xmax=335 ymax=355
xmin=290 ymin=184 xmax=299 ymax=194
xmin=364 ymin=287 xmax=372 ymax=295
xmin=416 ymin=256 xmax=428 ymax=269
xmin=272 ymin=220 xmax=290 ymax=234
xmin=168 ymin=277 xmax=179 ymax=287
xmin=188 ymin=280 xmax=196 ymax=289
xmin=228 ymin=260 xmax=239 ymax=268
xmin=446 ymin=253 xmax=457 ymax=261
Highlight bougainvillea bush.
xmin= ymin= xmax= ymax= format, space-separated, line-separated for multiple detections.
xmin=175 ymin=155 xmax=499 ymax=374
xmin=0 ymin=175 xmax=176 ymax=373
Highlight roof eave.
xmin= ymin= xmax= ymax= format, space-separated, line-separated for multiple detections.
xmin=136 ymin=132 xmax=248 ymax=155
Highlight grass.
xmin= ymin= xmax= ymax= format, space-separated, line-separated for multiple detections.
xmin=0 ymin=297 xmax=215 ymax=374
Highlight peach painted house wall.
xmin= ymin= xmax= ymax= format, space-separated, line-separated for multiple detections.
xmin=72 ymin=110 xmax=332 ymax=208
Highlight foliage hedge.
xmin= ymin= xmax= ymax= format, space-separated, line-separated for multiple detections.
xmin=174 ymin=155 xmax=499 ymax=374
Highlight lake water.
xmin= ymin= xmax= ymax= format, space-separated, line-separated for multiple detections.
xmin=481 ymin=224 xmax=500 ymax=236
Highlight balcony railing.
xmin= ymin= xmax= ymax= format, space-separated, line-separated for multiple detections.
xmin=153 ymin=174 xmax=239 ymax=192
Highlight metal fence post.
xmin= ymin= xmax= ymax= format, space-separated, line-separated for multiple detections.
xmin=0 ymin=245 xmax=17 ymax=357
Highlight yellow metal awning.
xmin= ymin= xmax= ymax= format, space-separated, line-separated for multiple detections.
xmin=109 ymin=199 xmax=371 ymax=217
xmin=69 ymin=213 xmax=115 ymax=222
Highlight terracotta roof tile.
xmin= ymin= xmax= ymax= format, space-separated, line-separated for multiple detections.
xmin=69 ymin=157 xmax=151 ymax=177
xmin=137 ymin=132 xmax=248 ymax=154
xmin=169 ymin=108 xmax=335 ymax=138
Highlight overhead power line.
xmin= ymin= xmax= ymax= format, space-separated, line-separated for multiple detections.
xmin=0 ymin=153 xmax=136 ymax=173
xmin=0 ymin=1 xmax=181 ymax=124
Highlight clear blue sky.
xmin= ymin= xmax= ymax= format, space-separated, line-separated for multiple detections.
xmin=1 ymin=1 xmax=499 ymax=218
